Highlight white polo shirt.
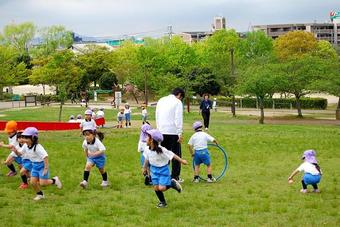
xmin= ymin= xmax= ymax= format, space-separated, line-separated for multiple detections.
xmin=80 ymin=119 xmax=97 ymax=130
xmin=8 ymin=134 xmax=19 ymax=158
xmin=188 ymin=131 xmax=215 ymax=150
xmin=143 ymin=145 xmax=175 ymax=167
xmin=21 ymin=143 xmax=48 ymax=163
xmin=82 ymin=138 xmax=106 ymax=154
xmin=156 ymin=94 xmax=183 ymax=136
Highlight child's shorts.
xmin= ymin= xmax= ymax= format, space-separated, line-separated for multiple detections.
xmin=303 ymin=173 xmax=321 ymax=185
xmin=125 ymin=113 xmax=131 ymax=121
xmin=31 ymin=161 xmax=49 ymax=179
xmin=9 ymin=151 xmax=23 ymax=165
xmin=87 ymin=155 xmax=106 ymax=169
xmin=193 ymin=148 xmax=211 ymax=166
xmin=150 ymin=165 xmax=171 ymax=186
xmin=22 ymin=159 xmax=33 ymax=172
xmin=117 ymin=116 xmax=124 ymax=122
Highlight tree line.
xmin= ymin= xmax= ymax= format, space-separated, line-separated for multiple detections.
xmin=0 ymin=22 xmax=339 ymax=123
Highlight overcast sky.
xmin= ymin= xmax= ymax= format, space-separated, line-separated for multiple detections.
xmin=0 ymin=0 xmax=339 ymax=38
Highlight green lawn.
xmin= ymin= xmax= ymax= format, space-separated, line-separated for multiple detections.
xmin=0 ymin=107 xmax=339 ymax=226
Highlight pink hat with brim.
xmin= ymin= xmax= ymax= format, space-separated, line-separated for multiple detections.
xmin=140 ymin=124 xmax=152 ymax=142
xmin=302 ymin=149 xmax=318 ymax=163
xmin=146 ymin=129 xmax=163 ymax=142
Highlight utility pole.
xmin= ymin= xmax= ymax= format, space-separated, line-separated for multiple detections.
xmin=168 ymin=25 xmax=173 ymax=40
xmin=230 ymin=48 xmax=236 ymax=117
xmin=144 ymin=65 xmax=148 ymax=105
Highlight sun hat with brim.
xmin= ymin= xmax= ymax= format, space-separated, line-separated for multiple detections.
xmin=82 ymin=125 xmax=95 ymax=133
xmin=4 ymin=120 xmax=18 ymax=133
xmin=140 ymin=124 xmax=152 ymax=142
xmin=302 ymin=149 xmax=318 ymax=163
xmin=77 ymin=114 xmax=82 ymax=119
xmin=84 ymin=109 xmax=92 ymax=115
xmin=22 ymin=127 xmax=38 ymax=137
xmin=192 ymin=121 xmax=203 ymax=130
xmin=146 ymin=129 xmax=163 ymax=142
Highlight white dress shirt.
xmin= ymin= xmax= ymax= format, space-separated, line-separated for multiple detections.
xmin=155 ymin=94 xmax=183 ymax=136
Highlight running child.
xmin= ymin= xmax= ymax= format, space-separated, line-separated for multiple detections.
xmin=80 ymin=109 xmax=97 ymax=133
xmin=124 ymin=103 xmax=132 ymax=128
xmin=188 ymin=121 xmax=218 ymax=183
xmin=138 ymin=123 xmax=152 ymax=185
xmin=0 ymin=131 xmax=32 ymax=189
xmin=288 ymin=149 xmax=322 ymax=193
xmin=80 ymin=125 xmax=108 ymax=189
xmin=143 ymin=129 xmax=188 ymax=208
xmin=20 ymin=127 xmax=62 ymax=200
xmin=1 ymin=120 xmax=21 ymax=176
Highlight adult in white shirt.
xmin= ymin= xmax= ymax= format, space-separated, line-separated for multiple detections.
xmin=155 ymin=87 xmax=185 ymax=182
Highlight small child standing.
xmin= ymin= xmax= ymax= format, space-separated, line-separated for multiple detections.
xmin=288 ymin=150 xmax=322 ymax=193
xmin=141 ymin=105 xmax=148 ymax=124
xmin=0 ymin=131 xmax=32 ymax=189
xmin=20 ymin=127 xmax=62 ymax=200
xmin=117 ymin=108 xmax=125 ymax=128
xmin=188 ymin=121 xmax=218 ymax=183
xmin=80 ymin=125 xmax=108 ymax=189
xmin=1 ymin=121 xmax=21 ymax=176
xmin=80 ymin=109 xmax=97 ymax=133
xmin=138 ymin=123 xmax=152 ymax=185
xmin=143 ymin=129 xmax=188 ymax=208
xmin=124 ymin=103 xmax=132 ymax=128
xmin=212 ymin=98 xmax=217 ymax=112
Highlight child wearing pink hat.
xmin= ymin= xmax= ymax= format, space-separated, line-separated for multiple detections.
xmin=138 ymin=123 xmax=152 ymax=185
xmin=288 ymin=150 xmax=322 ymax=193
xmin=143 ymin=129 xmax=188 ymax=208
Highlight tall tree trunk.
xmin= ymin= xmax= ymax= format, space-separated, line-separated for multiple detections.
xmin=336 ymin=96 xmax=340 ymax=120
xmin=132 ymin=91 xmax=139 ymax=104
xmin=231 ymin=95 xmax=236 ymax=117
xmin=295 ymin=94 xmax=303 ymax=118
xmin=58 ymin=99 xmax=64 ymax=122
xmin=259 ymin=96 xmax=265 ymax=124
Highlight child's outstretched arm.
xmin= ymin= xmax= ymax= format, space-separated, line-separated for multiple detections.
xmin=212 ymin=139 xmax=218 ymax=145
xmin=188 ymin=145 xmax=194 ymax=157
xmin=173 ymin=154 xmax=188 ymax=165
xmin=288 ymin=169 xmax=299 ymax=182
xmin=142 ymin=159 xmax=149 ymax=175
xmin=0 ymin=143 xmax=21 ymax=156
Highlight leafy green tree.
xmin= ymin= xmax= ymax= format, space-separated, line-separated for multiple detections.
xmin=2 ymin=22 xmax=36 ymax=53
xmin=77 ymin=45 xmax=111 ymax=87
xmin=239 ymin=31 xmax=273 ymax=61
xmin=273 ymin=31 xmax=320 ymax=117
xmin=237 ymin=59 xmax=281 ymax=124
xmin=32 ymin=25 xmax=73 ymax=57
xmin=30 ymin=50 xmax=84 ymax=121
xmin=190 ymin=67 xmax=220 ymax=96
xmin=0 ymin=45 xmax=27 ymax=99
xmin=99 ymin=71 xmax=118 ymax=90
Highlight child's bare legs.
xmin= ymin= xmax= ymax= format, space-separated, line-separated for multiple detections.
xmin=194 ymin=165 xmax=200 ymax=176
xmin=4 ymin=156 xmax=18 ymax=175
xmin=31 ymin=177 xmax=40 ymax=192
xmin=207 ymin=165 xmax=212 ymax=175
xmin=98 ymin=167 xmax=108 ymax=185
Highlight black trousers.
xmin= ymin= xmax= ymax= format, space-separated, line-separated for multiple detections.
xmin=201 ymin=111 xmax=210 ymax=128
xmin=161 ymin=134 xmax=181 ymax=180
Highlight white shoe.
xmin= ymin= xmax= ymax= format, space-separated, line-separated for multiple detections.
xmin=178 ymin=178 xmax=184 ymax=183
xmin=171 ymin=179 xmax=182 ymax=193
xmin=205 ymin=128 xmax=208 ymax=131
xmin=33 ymin=194 xmax=45 ymax=201
xmin=100 ymin=181 xmax=109 ymax=187
xmin=80 ymin=180 xmax=88 ymax=189
xmin=207 ymin=177 xmax=216 ymax=183
xmin=193 ymin=178 xmax=200 ymax=183
xmin=53 ymin=176 xmax=62 ymax=189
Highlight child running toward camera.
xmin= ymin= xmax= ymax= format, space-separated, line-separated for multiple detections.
xmin=143 ymin=129 xmax=188 ymax=208
xmin=138 ymin=123 xmax=152 ymax=185
xmin=80 ymin=126 xmax=108 ymax=189
xmin=80 ymin=109 xmax=97 ymax=134
xmin=0 ymin=121 xmax=22 ymax=176
xmin=188 ymin=121 xmax=218 ymax=183
xmin=15 ymin=127 xmax=62 ymax=200
xmin=1 ymin=131 xmax=32 ymax=189
xmin=288 ymin=150 xmax=322 ymax=193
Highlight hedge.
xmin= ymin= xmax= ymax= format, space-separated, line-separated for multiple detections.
xmin=191 ymin=97 xmax=327 ymax=110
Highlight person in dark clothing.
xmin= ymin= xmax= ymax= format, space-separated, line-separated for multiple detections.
xmin=199 ymin=94 xmax=212 ymax=130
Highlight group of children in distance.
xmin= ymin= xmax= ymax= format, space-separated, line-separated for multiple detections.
xmin=117 ymin=103 xmax=148 ymax=128
xmin=69 ymin=107 xmax=105 ymax=125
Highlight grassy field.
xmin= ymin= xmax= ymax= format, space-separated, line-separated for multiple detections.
xmin=0 ymin=106 xmax=339 ymax=226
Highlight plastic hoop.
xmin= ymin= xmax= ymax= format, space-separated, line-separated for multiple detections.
xmin=192 ymin=143 xmax=228 ymax=181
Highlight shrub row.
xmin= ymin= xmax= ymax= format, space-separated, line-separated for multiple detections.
xmin=191 ymin=97 xmax=327 ymax=110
